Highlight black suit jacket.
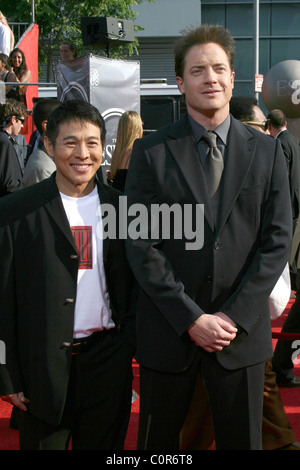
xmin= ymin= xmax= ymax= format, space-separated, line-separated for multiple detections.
xmin=277 ymin=129 xmax=300 ymax=221
xmin=0 ymin=130 xmax=23 ymax=197
xmin=125 ymin=114 xmax=292 ymax=373
xmin=0 ymin=174 xmax=136 ymax=425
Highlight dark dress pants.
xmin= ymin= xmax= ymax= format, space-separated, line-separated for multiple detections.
xmin=17 ymin=329 xmax=133 ymax=450
xmin=273 ymin=269 xmax=300 ymax=382
xmin=138 ymin=349 xmax=265 ymax=450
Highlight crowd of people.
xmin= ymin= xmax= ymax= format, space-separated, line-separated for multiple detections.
xmin=0 ymin=20 xmax=299 ymax=452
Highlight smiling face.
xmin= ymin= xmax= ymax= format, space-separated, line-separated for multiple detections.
xmin=44 ymin=119 xmax=103 ymax=197
xmin=176 ymin=42 xmax=235 ymax=127
xmin=11 ymin=51 xmax=23 ymax=69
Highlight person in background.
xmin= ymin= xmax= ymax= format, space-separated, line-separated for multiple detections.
xmin=25 ymin=97 xmax=43 ymax=164
xmin=22 ymin=98 xmax=61 ymax=187
xmin=0 ymin=12 xmax=14 ymax=56
xmin=107 ymin=111 xmax=143 ymax=192
xmin=0 ymin=98 xmax=27 ymax=195
xmin=9 ymin=47 xmax=31 ymax=107
xmin=60 ymin=40 xmax=78 ymax=62
xmin=265 ymin=109 xmax=300 ymax=389
xmin=0 ymin=52 xmax=17 ymax=98
xmin=230 ymin=95 xmax=269 ymax=134
xmin=267 ymin=109 xmax=300 ymax=228
xmin=125 ymin=24 xmax=292 ymax=450
xmin=0 ymin=100 xmax=136 ymax=450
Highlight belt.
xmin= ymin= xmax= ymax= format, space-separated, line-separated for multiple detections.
xmin=71 ymin=329 xmax=114 ymax=355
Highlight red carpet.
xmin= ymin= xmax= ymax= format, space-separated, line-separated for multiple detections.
xmin=0 ymin=301 xmax=299 ymax=450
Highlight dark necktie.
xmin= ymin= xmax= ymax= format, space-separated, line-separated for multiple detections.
xmin=202 ymin=130 xmax=224 ymax=198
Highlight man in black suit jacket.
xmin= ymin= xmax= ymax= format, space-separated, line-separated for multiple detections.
xmin=0 ymin=98 xmax=27 ymax=197
xmin=125 ymin=25 xmax=292 ymax=450
xmin=267 ymin=108 xmax=300 ymax=225
xmin=0 ymin=100 xmax=136 ymax=450
xmin=267 ymin=109 xmax=300 ymax=388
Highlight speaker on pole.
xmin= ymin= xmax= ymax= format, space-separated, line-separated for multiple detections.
xmin=81 ymin=17 xmax=135 ymax=46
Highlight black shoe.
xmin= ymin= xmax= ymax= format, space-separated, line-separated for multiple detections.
xmin=278 ymin=376 xmax=300 ymax=388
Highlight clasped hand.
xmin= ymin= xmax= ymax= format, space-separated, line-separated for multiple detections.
xmin=188 ymin=312 xmax=238 ymax=353
xmin=1 ymin=392 xmax=29 ymax=411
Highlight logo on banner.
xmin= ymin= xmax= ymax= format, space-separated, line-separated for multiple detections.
xmin=101 ymin=108 xmax=125 ymax=166
xmin=60 ymin=82 xmax=89 ymax=102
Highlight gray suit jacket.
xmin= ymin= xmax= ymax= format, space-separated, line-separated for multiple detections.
xmin=22 ymin=142 xmax=56 ymax=187
xmin=125 ymin=114 xmax=292 ymax=372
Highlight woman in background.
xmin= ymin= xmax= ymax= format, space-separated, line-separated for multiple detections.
xmin=0 ymin=53 xmax=17 ymax=98
xmin=60 ymin=40 xmax=78 ymax=62
xmin=9 ymin=47 xmax=31 ymax=107
xmin=107 ymin=111 xmax=143 ymax=191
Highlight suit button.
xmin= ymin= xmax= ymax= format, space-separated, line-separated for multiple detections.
xmin=65 ymin=298 xmax=75 ymax=304
xmin=214 ymin=242 xmax=220 ymax=250
xmin=70 ymin=254 xmax=78 ymax=259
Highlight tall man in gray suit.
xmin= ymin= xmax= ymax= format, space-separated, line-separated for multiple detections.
xmin=125 ymin=25 xmax=292 ymax=450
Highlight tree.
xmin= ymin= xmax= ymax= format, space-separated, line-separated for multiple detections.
xmin=1 ymin=0 xmax=154 ymax=81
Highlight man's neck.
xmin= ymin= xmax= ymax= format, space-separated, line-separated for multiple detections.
xmin=3 ymin=125 xmax=12 ymax=136
xmin=187 ymin=105 xmax=230 ymax=130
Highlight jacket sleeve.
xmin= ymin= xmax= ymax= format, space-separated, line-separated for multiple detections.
xmin=221 ymin=139 xmax=293 ymax=332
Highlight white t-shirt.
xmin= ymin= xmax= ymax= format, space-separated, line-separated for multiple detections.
xmin=0 ymin=23 xmax=11 ymax=56
xmin=61 ymin=186 xmax=115 ymax=338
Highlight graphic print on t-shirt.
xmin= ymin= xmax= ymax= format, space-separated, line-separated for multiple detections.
xmin=71 ymin=226 xmax=93 ymax=269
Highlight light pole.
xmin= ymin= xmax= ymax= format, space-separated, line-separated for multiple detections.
xmin=253 ymin=0 xmax=259 ymax=99
xmin=31 ymin=0 xmax=35 ymax=23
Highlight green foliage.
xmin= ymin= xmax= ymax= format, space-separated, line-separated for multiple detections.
xmin=0 ymin=0 xmax=155 ymax=61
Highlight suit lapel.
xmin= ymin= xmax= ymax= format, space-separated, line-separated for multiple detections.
xmin=43 ymin=174 xmax=112 ymax=260
xmin=43 ymin=174 xmax=77 ymax=250
xmin=166 ymin=115 xmax=215 ymax=231
xmin=216 ymin=118 xmax=258 ymax=235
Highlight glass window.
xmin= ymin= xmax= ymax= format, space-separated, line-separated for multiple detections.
xmin=226 ymin=5 xmax=252 ymax=36
xmin=271 ymin=5 xmax=300 ymax=36
xmin=258 ymin=39 xmax=271 ymax=77
xmin=201 ymin=5 xmax=225 ymax=26
xmin=271 ymin=39 xmax=300 ymax=67
xmin=233 ymin=39 xmax=253 ymax=80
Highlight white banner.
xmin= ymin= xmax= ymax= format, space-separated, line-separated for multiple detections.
xmin=56 ymin=55 xmax=140 ymax=175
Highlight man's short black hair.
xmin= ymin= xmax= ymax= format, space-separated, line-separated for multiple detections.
xmin=45 ymin=100 xmax=106 ymax=147
xmin=230 ymin=96 xmax=258 ymax=122
xmin=33 ymin=99 xmax=61 ymax=135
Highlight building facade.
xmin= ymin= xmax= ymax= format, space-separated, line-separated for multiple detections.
xmin=133 ymin=0 xmax=300 ymax=108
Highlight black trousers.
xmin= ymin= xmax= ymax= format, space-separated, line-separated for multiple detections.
xmin=273 ymin=269 xmax=300 ymax=382
xmin=17 ymin=329 xmax=133 ymax=450
xmin=137 ymin=350 xmax=265 ymax=450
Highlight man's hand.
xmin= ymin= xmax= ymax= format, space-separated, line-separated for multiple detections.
xmin=1 ymin=392 xmax=29 ymax=411
xmin=188 ymin=312 xmax=238 ymax=353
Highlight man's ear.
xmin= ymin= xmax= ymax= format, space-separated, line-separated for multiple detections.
xmin=43 ymin=135 xmax=54 ymax=158
xmin=41 ymin=120 xmax=47 ymax=136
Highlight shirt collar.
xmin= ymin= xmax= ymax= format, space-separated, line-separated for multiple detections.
xmin=188 ymin=113 xmax=231 ymax=145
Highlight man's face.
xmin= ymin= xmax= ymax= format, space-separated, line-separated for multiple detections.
xmin=44 ymin=119 xmax=103 ymax=197
xmin=11 ymin=115 xmax=24 ymax=136
xmin=251 ymin=105 xmax=269 ymax=134
xmin=176 ymin=42 xmax=235 ymax=123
